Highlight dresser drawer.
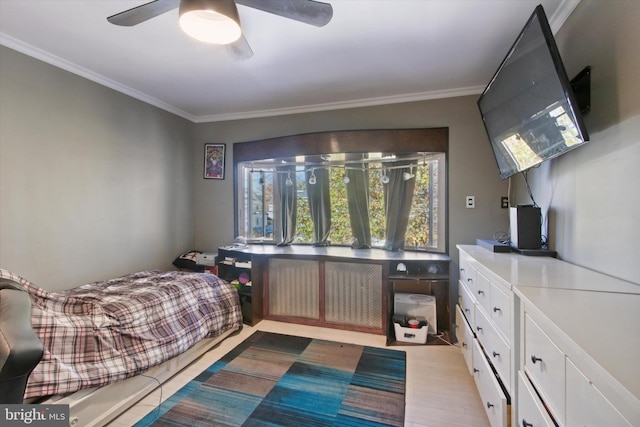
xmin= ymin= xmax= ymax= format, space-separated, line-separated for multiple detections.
xmin=565 ymin=358 xmax=631 ymax=426
xmin=473 ymin=339 xmax=509 ymax=427
xmin=524 ymin=313 xmax=565 ymax=423
xmin=458 ymin=279 xmax=476 ymax=328
xmin=459 ymin=254 xmax=477 ymax=294
xmin=517 ymin=371 xmax=555 ymax=427
xmin=474 ymin=302 xmax=489 ymax=343
xmin=456 ymin=305 xmax=475 ymax=375
xmin=475 ymin=270 xmax=492 ymax=315
xmin=490 ymin=281 xmax=512 ymax=341
xmin=475 ymin=306 xmax=512 ymax=394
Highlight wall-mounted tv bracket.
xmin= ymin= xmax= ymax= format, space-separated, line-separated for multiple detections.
xmin=570 ymin=66 xmax=591 ymax=115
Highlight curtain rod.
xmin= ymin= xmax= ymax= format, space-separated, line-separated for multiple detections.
xmin=248 ymin=153 xmax=438 ymax=172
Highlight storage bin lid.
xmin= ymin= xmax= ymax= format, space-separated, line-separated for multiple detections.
xmin=394 ymin=293 xmax=436 ymax=305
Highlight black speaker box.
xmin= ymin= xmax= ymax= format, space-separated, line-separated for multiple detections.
xmin=509 ymin=206 xmax=541 ymax=249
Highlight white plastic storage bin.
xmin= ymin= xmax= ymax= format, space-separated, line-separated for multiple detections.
xmin=196 ymin=252 xmax=217 ymax=266
xmin=395 ymin=293 xmax=437 ymax=334
xmin=394 ymin=322 xmax=428 ymax=344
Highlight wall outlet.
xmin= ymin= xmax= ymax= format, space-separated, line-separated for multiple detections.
xmin=501 ymin=196 xmax=509 ymax=209
xmin=466 ymin=196 xmax=475 ymax=209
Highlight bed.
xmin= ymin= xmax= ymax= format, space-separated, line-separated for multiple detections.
xmin=0 ymin=268 xmax=243 ymax=426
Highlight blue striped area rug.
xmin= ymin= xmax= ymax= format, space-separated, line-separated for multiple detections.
xmin=134 ymin=331 xmax=406 ymax=426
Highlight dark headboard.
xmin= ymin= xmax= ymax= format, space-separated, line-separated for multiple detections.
xmin=0 ymin=280 xmax=44 ymax=403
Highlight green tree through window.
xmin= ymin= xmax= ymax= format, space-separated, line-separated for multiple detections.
xmin=238 ymin=155 xmax=445 ymax=252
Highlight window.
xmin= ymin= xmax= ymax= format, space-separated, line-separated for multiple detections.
xmin=239 ymin=168 xmax=275 ymax=240
xmin=234 ymin=129 xmax=448 ymax=253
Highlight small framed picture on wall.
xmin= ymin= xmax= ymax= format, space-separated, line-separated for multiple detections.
xmin=204 ymin=143 xmax=226 ymax=179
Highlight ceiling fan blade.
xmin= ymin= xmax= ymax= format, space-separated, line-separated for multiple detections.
xmin=227 ymin=34 xmax=254 ymax=60
xmin=236 ymin=0 xmax=333 ymax=27
xmin=107 ymin=0 xmax=180 ymax=26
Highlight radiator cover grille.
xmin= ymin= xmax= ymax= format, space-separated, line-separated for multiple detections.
xmin=325 ymin=261 xmax=383 ymax=328
xmin=268 ymin=258 xmax=319 ymax=319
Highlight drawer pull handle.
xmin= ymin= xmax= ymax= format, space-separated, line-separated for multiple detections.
xmin=531 ymin=354 xmax=543 ymax=364
xmin=493 ymin=307 xmax=501 ymax=313
xmin=522 ymin=419 xmax=533 ymax=427
xmin=486 ymin=402 xmax=494 ymax=409
xmin=478 ymin=289 xmax=485 ymax=295
xmin=492 ymin=351 xmax=500 ymax=358
xmin=473 ymin=368 xmax=479 ymax=373
xmin=462 ymin=342 xmax=467 ymax=348
xmin=476 ymin=326 xmax=483 ymax=332
xmin=460 ymin=268 xmax=465 ymax=272
xmin=465 ymin=308 xmax=470 ymax=313
xmin=467 ymin=278 xmax=473 ymax=283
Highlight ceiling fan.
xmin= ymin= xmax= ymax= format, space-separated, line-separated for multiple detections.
xmin=107 ymin=0 xmax=333 ymax=59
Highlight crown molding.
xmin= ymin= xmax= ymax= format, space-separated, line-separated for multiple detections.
xmin=549 ymin=0 xmax=581 ymax=34
xmin=192 ymin=85 xmax=485 ymax=123
xmin=1 ymin=33 xmax=484 ymax=124
xmin=3 ymin=0 xmax=581 ymax=125
xmin=0 ymin=33 xmax=197 ymax=122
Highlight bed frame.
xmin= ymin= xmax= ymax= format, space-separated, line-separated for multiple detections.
xmin=36 ymin=327 xmax=240 ymax=427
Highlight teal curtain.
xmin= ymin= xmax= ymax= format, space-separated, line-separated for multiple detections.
xmin=384 ymin=160 xmax=416 ymax=251
xmin=306 ymin=167 xmax=331 ymax=246
xmin=276 ymin=164 xmax=297 ymax=246
xmin=346 ymin=156 xmax=371 ymax=248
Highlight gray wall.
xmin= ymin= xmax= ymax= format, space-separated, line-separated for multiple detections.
xmin=193 ymin=96 xmax=511 ymax=267
xmin=511 ymin=0 xmax=639 ymax=285
xmin=0 ymin=46 xmax=195 ymax=291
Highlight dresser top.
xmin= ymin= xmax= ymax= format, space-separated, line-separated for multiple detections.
xmin=457 ymin=244 xmax=640 ymax=294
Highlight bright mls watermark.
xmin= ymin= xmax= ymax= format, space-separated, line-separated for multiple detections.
xmin=1 ymin=405 xmax=68 ymax=426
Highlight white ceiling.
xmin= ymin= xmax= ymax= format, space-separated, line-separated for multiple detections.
xmin=0 ymin=0 xmax=579 ymax=123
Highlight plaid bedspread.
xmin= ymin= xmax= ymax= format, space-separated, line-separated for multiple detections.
xmin=0 ymin=269 xmax=242 ymax=399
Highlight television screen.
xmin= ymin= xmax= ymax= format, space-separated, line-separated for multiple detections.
xmin=478 ymin=5 xmax=589 ymax=179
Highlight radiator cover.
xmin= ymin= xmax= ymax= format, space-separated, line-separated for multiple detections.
xmin=325 ymin=261 xmax=382 ymax=329
xmin=267 ymin=258 xmax=383 ymax=329
xmin=268 ymin=258 xmax=320 ymax=319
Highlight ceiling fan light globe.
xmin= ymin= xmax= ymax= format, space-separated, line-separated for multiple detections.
xmin=179 ymin=0 xmax=242 ymax=45
xmin=179 ymin=11 xmax=241 ymax=44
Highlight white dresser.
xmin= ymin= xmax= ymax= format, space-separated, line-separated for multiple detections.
xmin=456 ymin=245 xmax=640 ymax=427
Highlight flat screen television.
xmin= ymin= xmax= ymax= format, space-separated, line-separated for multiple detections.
xmin=478 ymin=5 xmax=589 ymax=179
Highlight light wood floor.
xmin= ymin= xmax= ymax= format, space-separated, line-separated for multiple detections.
xmin=107 ymin=320 xmax=490 ymax=427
